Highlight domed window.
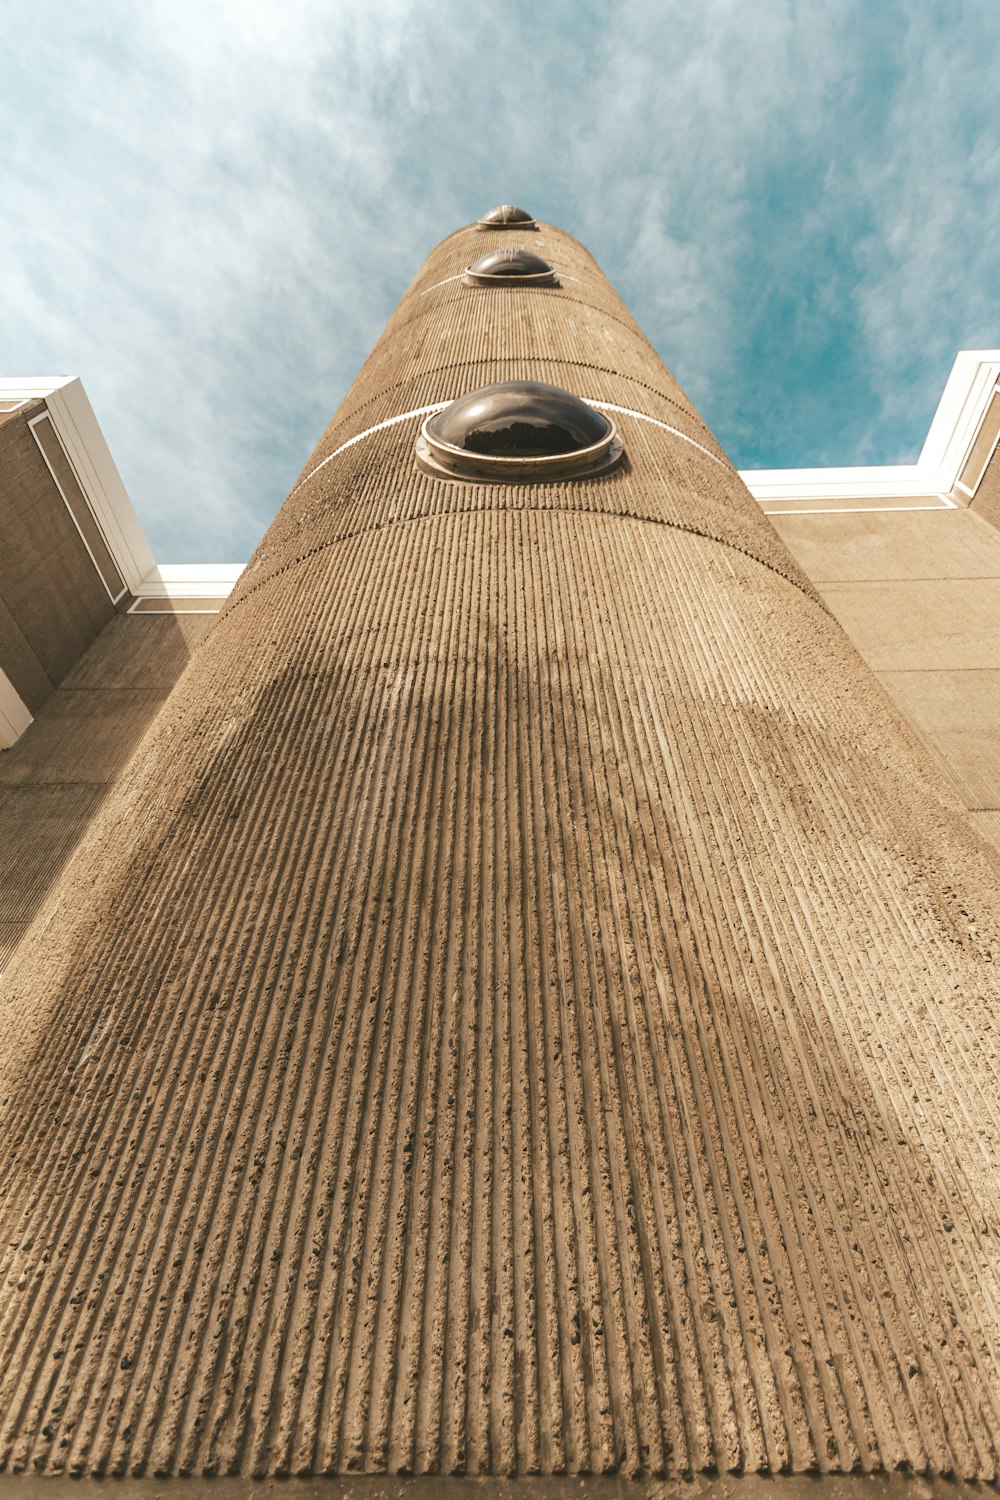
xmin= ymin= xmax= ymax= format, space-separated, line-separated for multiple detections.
xmin=464 ymin=249 xmax=558 ymax=287
xmin=416 ymin=381 xmax=623 ymax=481
xmin=476 ymin=204 xmax=537 ymax=229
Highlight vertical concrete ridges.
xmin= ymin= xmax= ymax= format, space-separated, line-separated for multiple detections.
xmin=233 ymin=414 xmax=817 ymax=611
xmin=0 ymin=225 xmax=999 ymax=1479
xmin=285 ymin=223 xmax=693 ymax=492
xmin=375 ymin=286 xmax=680 ymax=398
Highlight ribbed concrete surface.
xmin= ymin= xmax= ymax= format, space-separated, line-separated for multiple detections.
xmin=0 ymin=223 xmax=998 ymax=1481
xmin=241 ymin=413 xmax=815 ymax=609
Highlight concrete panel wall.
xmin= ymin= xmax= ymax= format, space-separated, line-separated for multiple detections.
xmin=772 ymin=508 xmax=1000 ymax=862
xmin=0 ymin=614 xmax=214 ymax=970
xmin=0 ymin=405 xmax=116 ymax=711
xmin=972 ymin=436 xmax=1000 ymax=532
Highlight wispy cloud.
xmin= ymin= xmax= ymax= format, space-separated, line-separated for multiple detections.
xmin=1 ymin=0 xmax=997 ymax=558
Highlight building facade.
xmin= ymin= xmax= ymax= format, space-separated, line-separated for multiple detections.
xmin=0 ymin=218 xmax=998 ymax=1484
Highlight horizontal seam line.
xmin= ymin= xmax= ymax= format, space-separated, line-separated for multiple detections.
xmin=311 ymin=354 xmax=713 ymax=461
xmin=221 ymin=503 xmax=824 ymax=622
xmin=405 ymin=283 xmax=655 ymax=346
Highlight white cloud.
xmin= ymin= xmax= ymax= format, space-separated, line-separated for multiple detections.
xmin=0 ymin=0 xmax=997 ymax=556
xmin=851 ymin=10 xmax=1000 ymax=444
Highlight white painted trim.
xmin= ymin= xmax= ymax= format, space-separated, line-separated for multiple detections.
xmin=419 ymin=274 xmax=465 ymax=295
xmin=43 ymin=379 xmax=156 ymax=592
xmin=917 ymin=352 xmax=1000 ymax=489
xmin=3 ymin=376 xmax=156 ymax=595
xmin=742 ymin=350 xmax=1000 ymax=510
xmin=296 ymin=404 xmax=450 ymax=490
xmin=5 ymin=377 xmax=241 ymax=609
xmin=0 ymin=376 xmax=76 ymax=399
xmin=587 ymin=402 xmax=730 ymax=469
xmin=955 ymin=387 xmax=1000 ymax=497
xmin=28 ymin=411 xmax=127 ymax=605
xmin=742 ymin=464 xmax=928 ymax=503
xmin=763 ymin=501 xmax=956 ymax=517
xmin=420 ymin=270 xmax=582 ymax=296
xmin=134 ymin=563 xmax=244 ymax=600
xmin=0 ymin=668 xmax=33 ymax=750
xmin=127 ymin=602 xmax=227 ymax=615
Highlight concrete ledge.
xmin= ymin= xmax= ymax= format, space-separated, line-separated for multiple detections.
xmin=0 ymin=1473 xmax=993 ymax=1500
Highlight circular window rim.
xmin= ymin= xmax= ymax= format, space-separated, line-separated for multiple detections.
xmin=415 ymin=408 xmax=624 ymax=483
xmin=475 ymin=211 xmax=538 ymax=230
xmin=462 ymin=261 xmax=559 ymax=288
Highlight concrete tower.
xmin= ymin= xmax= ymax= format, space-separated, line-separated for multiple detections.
xmin=0 ymin=216 xmax=998 ymax=1485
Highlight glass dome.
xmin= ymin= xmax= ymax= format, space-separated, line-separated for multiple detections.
xmin=476 ymin=204 xmax=537 ymax=229
xmin=416 ymin=381 xmax=623 ymax=481
xmin=463 ymin=249 xmax=558 ymax=287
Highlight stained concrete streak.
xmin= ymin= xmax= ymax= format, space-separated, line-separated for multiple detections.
xmin=0 ymin=224 xmax=998 ymax=1480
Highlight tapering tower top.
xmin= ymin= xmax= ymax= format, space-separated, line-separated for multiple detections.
xmin=476 ymin=202 xmax=536 ymax=227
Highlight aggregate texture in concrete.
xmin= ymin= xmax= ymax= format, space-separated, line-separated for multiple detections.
xmin=0 ymin=224 xmax=998 ymax=1483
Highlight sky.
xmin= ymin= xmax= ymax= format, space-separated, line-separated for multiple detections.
xmin=1 ymin=0 xmax=998 ymax=563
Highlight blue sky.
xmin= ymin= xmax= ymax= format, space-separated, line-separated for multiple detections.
xmin=1 ymin=0 xmax=998 ymax=562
